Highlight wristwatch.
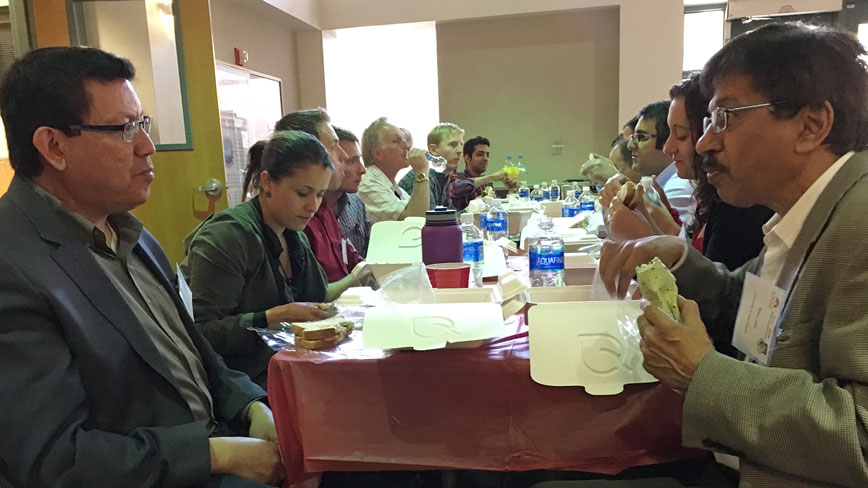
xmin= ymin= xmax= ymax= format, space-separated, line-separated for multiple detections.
xmin=415 ymin=172 xmax=429 ymax=183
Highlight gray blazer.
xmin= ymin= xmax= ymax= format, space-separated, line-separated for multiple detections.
xmin=673 ymin=150 xmax=868 ymax=487
xmin=0 ymin=177 xmax=265 ymax=487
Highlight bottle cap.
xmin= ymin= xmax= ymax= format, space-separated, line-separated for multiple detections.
xmin=425 ymin=205 xmax=457 ymax=223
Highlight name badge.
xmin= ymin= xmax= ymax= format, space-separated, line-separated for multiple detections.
xmin=176 ymin=264 xmax=195 ymax=321
xmin=341 ymin=238 xmax=348 ymax=265
xmin=732 ymin=272 xmax=785 ymax=364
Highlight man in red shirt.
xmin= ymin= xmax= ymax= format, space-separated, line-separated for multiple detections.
xmin=274 ymin=109 xmax=372 ymax=288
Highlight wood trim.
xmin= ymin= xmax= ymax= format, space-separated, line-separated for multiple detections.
xmin=32 ymin=0 xmax=70 ymax=47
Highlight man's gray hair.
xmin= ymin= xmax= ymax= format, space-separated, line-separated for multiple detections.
xmin=361 ymin=117 xmax=392 ymax=166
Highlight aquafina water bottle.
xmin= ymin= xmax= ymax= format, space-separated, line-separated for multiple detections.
xmin=460 ymin=213 xmax=484 ymax=287
xmin=485 ymin=199 xmax=508 ymax=241
xmin=528 ymin=217 xmax=565 ymax=287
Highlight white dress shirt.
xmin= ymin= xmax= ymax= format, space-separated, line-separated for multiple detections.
xmin=656 ymin=162 xmax=695 ymax=229
xmin=358 ymin=165 xmax=411 ymax=224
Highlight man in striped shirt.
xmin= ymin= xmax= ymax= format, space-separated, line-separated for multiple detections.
xmin=448 ymin=136 xmax=512 ymax=211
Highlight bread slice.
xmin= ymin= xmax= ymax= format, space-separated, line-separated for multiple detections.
xmin=617 ymin=181 xmax=635 ymax=207
xmin=296 ymin=335 xmax=343 ymax=350
xmin=290 ymin=316 xmax=355 ymax=340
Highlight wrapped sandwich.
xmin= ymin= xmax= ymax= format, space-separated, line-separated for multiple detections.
xmin=635 ymin=257 xmax=681 ymax=322
xmin=290 ymin=315 xmax=355 ymax=349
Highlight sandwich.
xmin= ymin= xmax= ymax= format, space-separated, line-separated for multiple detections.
xmin=617 ymin=181 xmax=645 ymax=210
xmin=635 ymin=257 xmax=681 ymax=322
xmin=290 ymin=315 xmax=355 ymax=349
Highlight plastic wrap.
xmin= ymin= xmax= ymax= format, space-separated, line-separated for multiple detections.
xmin=374 ymin=263 xmax=435 ymax=305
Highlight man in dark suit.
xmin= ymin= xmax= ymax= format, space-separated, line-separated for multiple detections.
xmin=582 ymin=23 xmax=868 ymax=488
xmin=0 ymin=47 xmax=283 ymax=487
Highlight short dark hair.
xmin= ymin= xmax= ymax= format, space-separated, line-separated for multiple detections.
xmin=333 ymin=126 xmax=358 ymax=144
xmin=241 ymin=130 xmax=334 ymax=200
xmin=636 ymin=100 xmax=671 ymax=150
xmin=0 ymin=47 xmax=135 ymax=178
xmin=622 ymin=115 xmax=639 ymax=133
xmin=701 ymin=22 xmax=868 ymax=155
xmin=274 ymin=108 xmax=330 ymax=137
xmin=463 ymin=136 xmax=490 ymax=158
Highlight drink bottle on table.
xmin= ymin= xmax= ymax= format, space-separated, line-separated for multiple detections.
xmin=460 ymin=213 xmax=484 ymax=287
xmin=421 ymin=206 xmax=462 ymax=265
xmin=528 ymin=217 xmax=565 ymax=287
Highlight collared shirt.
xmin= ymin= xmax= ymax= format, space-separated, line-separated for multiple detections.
xmin=358 ymin=165 xmax=410 ymax=224
xmin=30 ymin=181 xmax=216 ymax=433
xmin=449 ymin=169 xmax=490 ymax=212
xmin=335 ymin=192 xmax=371 ymax=257
xmin=656 ymin=162 xmax=695 ymax=228
xmin=304 ymin=199 xmax=364 ymax=282
xmin=398 ymin=168 xmax=453 ymax=210
xmin=760 ymin=151 xmax=855 ymax=288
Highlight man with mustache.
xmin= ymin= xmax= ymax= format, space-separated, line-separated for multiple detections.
xmin=586 ymin=23 xmax=868 ymax=488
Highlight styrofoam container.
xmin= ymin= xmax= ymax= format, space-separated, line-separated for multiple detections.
xmin=366 ymin=217 xmax=425 ymax=280
xmin=527 ymin=285 xmax=595 ymax=304
xmin=433 ymin=287 xmax=499 ymax=303
xmin=363 ymin=303 xmax=505 ymax=351
xmin=507 ymin=210 xmax=533 ymax=236
xmin=541 ymin=201 xmax=563 ymax=218
xmin=528 ymin=301 xmax=657 ymax=395
xmin=564 ymin=252 xmax=597 ymax=286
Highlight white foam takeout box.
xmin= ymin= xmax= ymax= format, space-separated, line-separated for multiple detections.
xmin=363 ymin=302 xmax=505 ymax=351
xmin=528 ymin=301 xmax=657 ymax=395
xmin=564 ymin=253 xmax=597 ymax=286
xmin=365 ymin=217 xmax=425 ymax=280
xmin=336 ymin=286 xmax=499 ymax=308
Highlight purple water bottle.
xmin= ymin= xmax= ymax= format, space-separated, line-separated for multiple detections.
xmin=421 ymin=206 xmax=463 ymax=265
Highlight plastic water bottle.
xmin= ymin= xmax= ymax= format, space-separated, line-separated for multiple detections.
xmin=530 ymin=184 xmax=543 ymax=202
xmin=478 ymin=197 xmax=491 ymax=239
xmin=425 ymin=152 xmax=447 ymax=173
xmin=579 ymin=186 xmax=595 ymax=214
xmin=528 ymin=217 xmax=564 ymax=287
xmin=541 ymin=182 xmax=551 ymax=201
xmin=459 ymin=213 xmax=484 ymax=287
xmin=550 ymin=180 xmax=560 ymax=201
xmin=486 ymin=199 xmax=508 ymax=241
xmin=561 ymin=189 xmax=579 ymax=217
xmin=518 ymin=181 xmax=530 ymax=201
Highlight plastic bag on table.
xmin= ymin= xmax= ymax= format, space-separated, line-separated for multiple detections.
xmin=374 ymin=263 xmax=435 ymax=305
xmin=591 ymin=266 xmax=645 ymax=375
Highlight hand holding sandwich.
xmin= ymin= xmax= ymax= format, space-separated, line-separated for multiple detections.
xmin=637 ymin=296 xmax=713 ymax=392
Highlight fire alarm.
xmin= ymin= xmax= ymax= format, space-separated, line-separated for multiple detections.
xmin=234 ymin=48 xmax=248 ymax=66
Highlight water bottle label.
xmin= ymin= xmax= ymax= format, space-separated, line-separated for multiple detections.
xmin=562 ymin=207 xmax=580 ymax=218
xmin=551 ymin=190 xmax=559 ymax=198
xmin=487 ymin=218 xmax=507 ymax=232
xmin=518 ymin=189 xmax=529 ymax=199
xmin=580 ymin=201 xmax=595 ymax=211
xmin=463 ymin=240 xmax=483 ymax=262
xmin=529 ymin=250 xmax=565 ymax=271
xmin=543 ymin=190 xmax=551 ymax=199
xmin=531 ymin=196 xmax=543 ymax=202
xmin=480 ymin=215 xmax=488 ymax=229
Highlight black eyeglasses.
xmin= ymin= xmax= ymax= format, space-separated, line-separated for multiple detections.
xmin=68 ymin=116 xmax=152 ymax=143
xmin=629 ymin=132 xmax=657 ymax=143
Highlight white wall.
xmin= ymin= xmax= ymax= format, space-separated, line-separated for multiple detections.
xmin=618 ymin=0 xmax=684 ymax=126
xmin=437 ymin=8 xmax=620 ymax=185
xmin=210 ymin=0 xmax=301 ymax=113
xmin=296 ymin=30 xmax=327 ymax=109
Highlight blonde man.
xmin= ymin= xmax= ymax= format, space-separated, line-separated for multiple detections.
xmin=398 ymin=123 xmax=465 ymax=209
xmin=358 ymin=117 xmax=430 ymax=224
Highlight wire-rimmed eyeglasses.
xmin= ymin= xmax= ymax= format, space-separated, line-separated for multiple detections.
xmin=702 ymin=102 xmax=784 ymax=134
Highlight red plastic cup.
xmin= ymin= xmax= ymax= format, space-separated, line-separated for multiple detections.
xmin=426 ymin=262 xmax=471 ymax=288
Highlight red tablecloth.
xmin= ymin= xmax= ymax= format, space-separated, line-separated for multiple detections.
xmin=267 ymin=316 xmax=701 ymax=485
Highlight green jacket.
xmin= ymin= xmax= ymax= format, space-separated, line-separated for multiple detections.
xmin=181 ymin=198 xmax=328 ymax=385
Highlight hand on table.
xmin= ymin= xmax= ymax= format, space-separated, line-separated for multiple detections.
xmin=246 ymin=401 xmax=278 ymax=443
xmin=580 ymin=155 xmax=618 ymax=186
xmin=266 ymin=302 xmax=336 ymax=329
xmin=209 ymin=437 xmax=285 ymax=486
xmin=598 ymin=235 xmax=686 ymax=298
xmin=638 ymin=296 xmax=713 ymax=392
xmin=408 ymin=148 xmax=429 ymax=173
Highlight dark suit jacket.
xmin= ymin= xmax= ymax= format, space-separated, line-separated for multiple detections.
xmin=702 ymin=203 xmax=773 ymax=271
xmin=0 ymin=177 xmax=265 ymax=488
xmin=673 ymin=151 xmax=868 ymax=487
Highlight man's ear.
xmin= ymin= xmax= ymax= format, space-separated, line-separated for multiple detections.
xmin=32 ymin=127 xmax=68 ymax=172
xmin=371 ymin=147 xmax=383 ymax=162
xmin=428 ymin=143 xmax=438 ymax=156
xmin=464 ymin=153 xmax=471 ymax=165
xmin=795 ymin=101 xmax=834 ymax=154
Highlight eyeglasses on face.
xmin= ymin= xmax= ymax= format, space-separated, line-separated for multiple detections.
xmin=629 ymin=132 xmax=657 ymax=143
xmin=702 ymin=102 xmax=784 ymax=134
xmin=67 ymin=115 xmax=152 ymax=143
